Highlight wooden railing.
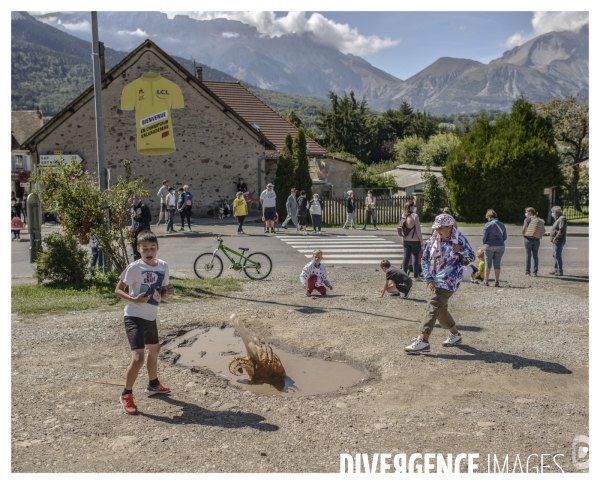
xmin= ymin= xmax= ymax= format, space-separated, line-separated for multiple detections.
xmin=320 ymin=196 xmax=414 ymax=225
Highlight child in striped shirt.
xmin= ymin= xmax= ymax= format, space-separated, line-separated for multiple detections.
xmin=300 ymin=249 xmax=333 ymax=296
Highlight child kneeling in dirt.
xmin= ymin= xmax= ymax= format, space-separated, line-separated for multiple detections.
xmin=378 ymin=260 xmax=412 ymax=298
xmin=404 ymin=213 xmax=475 ymax=354
xmin=300 ymin=249 xmax=333 ymax=296
xmin=114 ymin=230 xmax=174 ymax=415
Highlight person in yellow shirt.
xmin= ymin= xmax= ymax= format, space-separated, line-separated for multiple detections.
xmin=121 ymin=72 xmax=184 ymax=155
xmin=233 ymin=191 xmax=248 ymax=235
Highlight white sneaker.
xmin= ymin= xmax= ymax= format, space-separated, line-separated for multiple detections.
xmin=295 ymin=229 xmax=300 ymax=234
xmin=404 ymin=336 xmax=430 ymax=353
xmin=303 ymin=231 xmax=308 ymax=235
xmin=318 ymin=231 xmax=322 ymax=234
xmin=442 ymin=332 xmax=462 ymax=347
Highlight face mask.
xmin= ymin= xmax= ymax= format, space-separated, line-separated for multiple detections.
xmin=524 ymin=212 xmax=528 ymax=218
xmin=412 ymin=207 xmax=417 ymax=213
xmin=551 ymin=213 xmax=556 ymax=219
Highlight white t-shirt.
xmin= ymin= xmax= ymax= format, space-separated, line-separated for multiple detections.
xmin=167 ymin=192 xmax=176 ymax=207
xmin=120 ymin=259 xmax=170 ymax=321
xmin=260 ymin=189 xmax=276 ymax=208
xmin=461 ymin=265 xmax=474 ymax=282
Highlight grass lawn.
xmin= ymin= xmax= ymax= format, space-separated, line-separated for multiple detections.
xmin=11 ymin=277 xmax=243 ymax=316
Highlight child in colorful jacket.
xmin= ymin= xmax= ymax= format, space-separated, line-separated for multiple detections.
xmin=300 ymin=249 xmax=333 ymax=296
xmin=405 ymin=213 xmax=475 ymax=353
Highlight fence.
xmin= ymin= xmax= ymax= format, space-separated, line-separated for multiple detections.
xmin=321 ymin=196 xmax=414 ymax=225
xmin=560 ymin=192 xmax=589 ymax=221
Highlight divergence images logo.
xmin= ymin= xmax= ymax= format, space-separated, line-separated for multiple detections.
xmin=572 ymin=435 xmax=589 ymax=470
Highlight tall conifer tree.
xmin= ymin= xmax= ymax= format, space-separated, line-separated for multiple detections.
xmin=274 ymin=133 xmax=295 ymax=218
xmin=293 ymin=127 xmax=312 ymax=198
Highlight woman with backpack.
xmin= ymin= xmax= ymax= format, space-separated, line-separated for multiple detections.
xmin=399 ymin=200 xmax=423 ymax=279
xmin=522 ymin=207 xmax=546 ymax=276
xmin=481 ymin=209 xmax=508 ymax=286
xmin=308 ymin=193 xmax=324 ymax=234
xmin=342 ymin=190 xmax=355 ymax=229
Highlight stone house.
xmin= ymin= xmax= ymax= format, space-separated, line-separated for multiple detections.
xmin=11 ymin=108 xmax=43 ymax=197
xmin=20 ymin=39 xmax=352 ymax=214
xmin=382 ymin=164 xmax=444 ymax=197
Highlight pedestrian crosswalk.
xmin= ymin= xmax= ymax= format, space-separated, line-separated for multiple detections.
xmin=276 ymin=235 xmax=404 ymax=265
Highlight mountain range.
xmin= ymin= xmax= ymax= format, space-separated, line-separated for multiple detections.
xmin=14 ymin=11 xmax=588 ymax=115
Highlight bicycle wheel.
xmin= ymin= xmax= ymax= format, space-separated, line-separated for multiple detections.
xmin=193 ymin=253 xmax=223 ymax=279
xmin=243 ymin=252 xmax=273 ymax=280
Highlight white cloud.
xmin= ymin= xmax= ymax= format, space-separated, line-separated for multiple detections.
xmin=117 ymin=28 xmax=148 ymax=37
xmin=60 ymin=19 xmax=91 ymax=33
xmin=504 ymin=11 xmax=588 ymax=48
xmin=222 ymin=32 xmax=239 ymax=38
xmin=164 ymin=11 xmax=398 ymax=55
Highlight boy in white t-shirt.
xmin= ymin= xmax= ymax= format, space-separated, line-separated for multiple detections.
xmin=114 ymin=230 xmax=174 ymax=415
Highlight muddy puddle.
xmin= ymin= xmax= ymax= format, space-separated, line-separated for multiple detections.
xmin=165 ymin=327 xmax=365 ymax=396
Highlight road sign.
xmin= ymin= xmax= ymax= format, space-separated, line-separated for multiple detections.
xmin=39 ymin=154 xmax=83 ymax=166
xmin=20 ymin=183 xmax=30 ymax=189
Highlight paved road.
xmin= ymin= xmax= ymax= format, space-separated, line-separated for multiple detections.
xmin=11 ymin=222 xmax=589 ymax=280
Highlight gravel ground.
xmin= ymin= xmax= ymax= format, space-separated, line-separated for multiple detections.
xmin=11 ymin=265 xmax=589 ymax=473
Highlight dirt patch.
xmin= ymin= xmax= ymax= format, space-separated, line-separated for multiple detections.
xmin=11 ymin=266 xmax=588 ymax=472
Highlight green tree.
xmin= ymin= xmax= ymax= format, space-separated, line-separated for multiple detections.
xmin=419 ymin=132 xmax=461 ymax=167
xmin=284 ymin=110 xmax=304 ymax=128
xmin=31 ymin=157 xmax=148 ymax=273
xmin=275 ymin=133 xmax=296 ymax=217
xmin=410 ymin=110 xmax=439 ymax=141
xmin=394 ymin=135 xmax=425 ymax=165
xmin=443 ymin=97 xmax=562 ymax=223
xmin=315 ymin=91 xmax=374 ymax=162
xmin=536 ymin=94 xmax=589 ymax=210
xmin=421 ymin=167 xmax=445 ymax=221
xmin=293 ymin=127 xmax=312 ymax=198
xmin=351 ymin=160 xmax=397 ymax=194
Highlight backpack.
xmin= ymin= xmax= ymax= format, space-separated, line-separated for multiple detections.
xmin=398 ymin=215 xmax=416 ymax=238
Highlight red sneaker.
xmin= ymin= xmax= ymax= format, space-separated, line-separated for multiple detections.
xmin=120 ymin=393 xmax=138 ymax=415
xmin=145 ymin=381 xmax=171 ymax=395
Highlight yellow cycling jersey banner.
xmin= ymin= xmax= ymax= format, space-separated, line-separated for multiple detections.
xmin=121 ymin=72 xmax=184 ymax=155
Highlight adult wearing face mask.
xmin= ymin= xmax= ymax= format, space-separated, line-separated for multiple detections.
xmin=521 ymin=207 xmax=545 ymax=276
xmin=399 ymin=201 xmax=423 ymax=279
xmin=481 ymin=209 xmax=507 ymax=287
xmin=549 ymin=206 xmax=567 ymax=276
xmin=308 ymin=193 xmax=324 ymax=234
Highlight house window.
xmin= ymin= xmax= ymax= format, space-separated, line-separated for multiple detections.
xmin=15 ymin=155 xmax=23 ymax=170
xmin=321 ymin=189 xmax=331 ymax=199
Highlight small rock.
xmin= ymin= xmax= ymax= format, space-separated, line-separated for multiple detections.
xmin=461 ymin=408 xmax=474 ymax=414
xmin=515 ymin=398 xmax=534 ymax=404
xmin=185 ymin=382 xmax=197 ymax=388
xmin=198 ymin=351 xmax=207 ymax=358
xmin=477 ymin=422 xmax=495 ymax=427
xmin=336 ymin=402 xmax=347 ymax=409
xmin=218 ymin=402 xmax=239 ymax=411
xmin=374 ymin=423 xmax=387 ymax=430
xmin=260 ymin=452 xmax=267 ymax=457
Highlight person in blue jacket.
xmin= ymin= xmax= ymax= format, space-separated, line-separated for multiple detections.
xmin=481 ymin=209 xmax=508 ymax=287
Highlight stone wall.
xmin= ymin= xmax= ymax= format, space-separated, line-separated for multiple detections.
xmin=33 ymin=48 xmax=270 ymax=215
xmin=309 ymin=157 xmax=353 ymax=198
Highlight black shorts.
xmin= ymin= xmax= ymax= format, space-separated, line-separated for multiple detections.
xmin=298 ymin=213 xmax=307 ymax=225
xmin=264 ymin=206 xmax=276 ymax=221
xmin=124 ymin=316 xmax=159 ymax=350
xmin=161 ymin=202 xmax=167 ymax=211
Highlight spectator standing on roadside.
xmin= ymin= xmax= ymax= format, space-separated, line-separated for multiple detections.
xmin=342 ymin=191 xmax=355 ymax=229
xmin=362 ymin=190 xmax=377 ymax=230
xmin=166 ymin=187 xmax=176 ymax=234
xmin=522 ymin=207 xmax=545 ymax=276
xmin=549 ymin=206 xmax=568 ymax=276
xmin=177 ymin=187 xmax=191 ymax=232
xmin=236 ymin=178 xmax=248 ymax=194
xmin=260 ymin=183 xmax=277 ymax=234
xmin=399 ymin=200 xmax=424 ymax=279
xmin=11 ymin=211 xmax=23 ymax=240
xmin=281 ymin=188 xmax=298 ymax=232
xmin=233 ymin=191 xmax=248 ymax=235
xmin=129 ymin=195 xmax=152 ymax=261
xmin=183 ymin=185 xmax=194 ymax=218
xmin=89 ymin=235 xmax=104 ymax=275
xmin=308 ymin=193 xmax=324 ymax=234
xmin=156 ymin=180 xmax=170 ymax=225
xmin=296 ymin=190 xmax=309 ymax=235
xmin=11 ymin=191 xmax=21 ymax=219
xmin=21 ymin=193 xmax=28 ymax=225
xmin=482 ymin=209 xmax=507 ymax=287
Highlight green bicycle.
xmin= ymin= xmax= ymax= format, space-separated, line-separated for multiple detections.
xmin=193 ymin=235 xmax=273 ymax=280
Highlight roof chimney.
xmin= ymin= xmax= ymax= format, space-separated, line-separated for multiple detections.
xmin=35 ymin=106 xmax=42 ymax=119
xmin=196 ymin=66 xmax=203 ymax=82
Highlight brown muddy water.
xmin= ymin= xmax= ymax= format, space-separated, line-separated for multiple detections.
xmin=164 ymin=327 xmax=366 ymax=396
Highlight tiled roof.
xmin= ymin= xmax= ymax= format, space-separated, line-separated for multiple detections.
xmin=383 ymin=166 xmax=443 ymax=189
xmin=12 ymin=110 xmax=43 ymax=145
xmin=202 ymin=81 xmax=328 ymax=156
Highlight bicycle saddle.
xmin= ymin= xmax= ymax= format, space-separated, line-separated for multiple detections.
xmin=238 ymin=247 xmax=249 ymax=251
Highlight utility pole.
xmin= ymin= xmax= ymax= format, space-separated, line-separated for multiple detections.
xmin=91 ymin=12 xmax=107 ymax=191
xmin=91 ymin=12 xmax=110 ymax=271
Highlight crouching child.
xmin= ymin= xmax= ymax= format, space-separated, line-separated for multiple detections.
xmin=404 ymin=214 xmax=475 ymax=353
xmin=114 ymin=230 xmax=174 ymax=415
xmin=378 ymin=260 xmax=412 ymax=298
xmin=300 ymin=249 xmax=333 ymax=296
